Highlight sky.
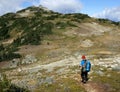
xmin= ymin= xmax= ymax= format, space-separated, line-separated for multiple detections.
xmin=0 ymin=0 xmax=120 ymax=22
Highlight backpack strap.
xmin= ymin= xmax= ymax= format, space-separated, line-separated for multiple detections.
xmin=81 ymin=60 xmax=87 ymax=72
xmin=83 ymin=60 xmax=87 ymax=67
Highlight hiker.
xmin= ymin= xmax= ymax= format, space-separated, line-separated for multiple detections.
xmin=79 ymin=55 xmax=91 ymax=83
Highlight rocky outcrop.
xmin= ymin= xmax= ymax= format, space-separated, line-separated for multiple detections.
xmin=1 ymin=55 xmax=37 ymax=69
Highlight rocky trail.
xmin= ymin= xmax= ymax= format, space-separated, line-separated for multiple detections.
xmin=82 ymin=82 xmax=110 ymax=92
xmin=83 ymin=82 xmax=101 ymax=92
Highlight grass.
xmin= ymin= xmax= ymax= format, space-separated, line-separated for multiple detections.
xmin=34 ymin=78 xmax=86 ymax=92
xmin=32 ymin=64 xmax=85 ymax=92
xmin=91 ymin=66 xmax=120 ymax=92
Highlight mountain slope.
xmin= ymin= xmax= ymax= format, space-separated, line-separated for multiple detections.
xmin=0 ymin=6 xmax=120 ymax=92
xmin=0 ymin=6 xmax=119 ymax=62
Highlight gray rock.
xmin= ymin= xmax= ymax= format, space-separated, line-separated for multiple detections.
xmin=112 ymin=66 xmax=120 ymax=71
xmin=56 ymin=68 xmax=66 ymax=74
xmin=95 ymin=70 xmax=104 ymax=76
xmin=0 ymin=62 xmax=17 ymax=69
xmin=28 ymin=68 xmax=40 ymax=74
xmin=0 ymin=73 xmax=3 ymax=81
xmin=114 ymin=57 xmax=120 ymax=64
xmin=9 ymin=59 xmax=20 ymax=68
xmin=22 ymin=55 xmax=37 ymax=64
xmin=37 ymin=76 xmax=54 ymax=86
xmin=64 ymin=86 xmax=70 ymax=92
xmin=45 ymin=76 xmax=54 ymax=84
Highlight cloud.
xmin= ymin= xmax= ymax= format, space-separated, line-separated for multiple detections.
xmin=0 ymin=0 xmax=82 ymax=15
xmin=0 ymin=0 xmax=38 ymax=15
xmin=0 ymin=0 xmax=25 ymax=15
xmin=39 ymin=0 xmax=82 ymax=13
xmin=92 ymin=7 xmax=120 ymax=22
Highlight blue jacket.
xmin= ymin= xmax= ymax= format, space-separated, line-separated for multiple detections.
xmin=80 ymin=60 xmax=91 ymax=72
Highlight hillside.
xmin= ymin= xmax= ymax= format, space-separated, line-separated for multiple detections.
xmin=0 ymin=6 xmax=120 ymax=92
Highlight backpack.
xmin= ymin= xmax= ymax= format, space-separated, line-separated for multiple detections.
xmin=82 ymin=60 xmax=91 ymax=72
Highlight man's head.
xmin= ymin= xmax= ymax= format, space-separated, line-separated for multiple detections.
xmin=82 ymin=55 xmax=86 ymax=60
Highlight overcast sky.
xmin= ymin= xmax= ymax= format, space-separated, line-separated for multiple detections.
xmin=0 ymin=0 xmax=120 ymax=22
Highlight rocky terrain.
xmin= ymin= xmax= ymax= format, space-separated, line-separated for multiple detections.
xmin=0 ymin=53 xmax=120 ymax=92
xmin=0 ymin=6 xmax=120 ymax=92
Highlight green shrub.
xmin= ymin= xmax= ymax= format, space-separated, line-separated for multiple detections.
xmin=56 ymin=21 xmax=68 ymax=29
xmin=67 ymin=21 xmax=77 ymax=27
xmin=0 ymin=44 xmax=21 ymax=62
xmin=0 ymin=23 xmax=10 ymax=40
xmin=0 ymin=51 xmax=21 ymax=62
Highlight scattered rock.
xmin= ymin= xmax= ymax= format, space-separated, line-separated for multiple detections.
xmin=2 ymin=53 xmax=120 ymax=91
xmin=95 ymin=70 xmax=104 ymax=76
xmin=9 ymin=59 xmax=20 ymax=68
xmin=80 ymin=39 xmax=94 ymax=47
xmin=112 ymin=66 xmax=120 ymax=71
xmin=0 ymin=59 xmax=20 ymax=69
xmin=0 ymin=73 xmax=3 ymax=81
xmin=45 ymin=76 xmax=54 ymax=84
xmin=22 ymin=55 xmax=37 ymax=64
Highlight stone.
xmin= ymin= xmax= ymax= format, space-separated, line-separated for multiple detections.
xmin=112 ymin=66 xmax=120 ymax=71
xmin=95 ymin=70 xmax=104 ymax=76
xmin=22 ymin=55 xmax=37 ymax=64
xmin=0 ymin=73 xmax=3 ymax=81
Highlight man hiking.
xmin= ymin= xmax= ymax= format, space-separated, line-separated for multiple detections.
xmin=79 ymin=55 xmax=91 ymax=83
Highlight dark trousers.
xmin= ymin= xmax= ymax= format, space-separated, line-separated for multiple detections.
xmin=81 ymin=71 xmax=88 ymax=82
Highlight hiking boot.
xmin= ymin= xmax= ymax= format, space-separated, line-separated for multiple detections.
xmin=86 ymin=78 xmax=89 ymax=81
xmin=83 ymin=80 xmax=86 ymax=83
xmin=81 ymin=80 xmax=84 ymax=82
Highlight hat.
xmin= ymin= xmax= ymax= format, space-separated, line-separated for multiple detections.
xmin=82 ymin=55 xmax=86 ymax=59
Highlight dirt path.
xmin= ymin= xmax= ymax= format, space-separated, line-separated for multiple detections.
xmin=66 ymin=71 xmax=111 ymax=92
xmin=74 ymin=74 xmax=112 ymax=92
xmin=83 ymin=82 xmax=103 ymax=92
xmin=81 ymin=81 xmax=112 ymax=92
